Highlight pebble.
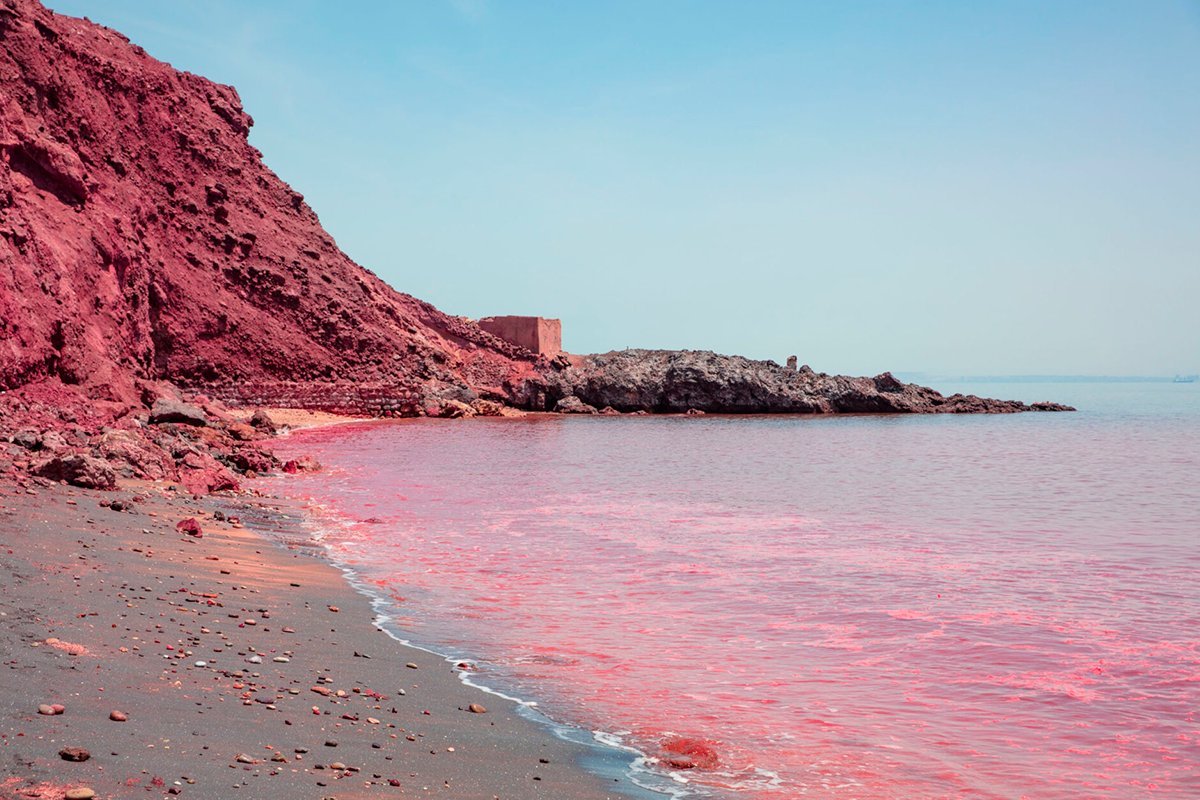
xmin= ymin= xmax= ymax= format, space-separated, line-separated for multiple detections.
xmin=272 ymin=656 xmax=289 ymax=663
xmin=235 ymin=753 xmax=257 ymax=764
xmin=37 ymin=703 xmax=56 ymax=715
xmin=65 ymin=790 xmax=95 ymax=800
xmin=194 ymin=660 xmax=207 ymax=667
xmin=468 ymin=703 xmax=487 ymax=714
xmin=109 ymin=710 xmax=128 ymax=722
xmin=246 ymin=655 xmax=263 ymax=664
xmin=405 ymin=662 xmax=418 ymax=670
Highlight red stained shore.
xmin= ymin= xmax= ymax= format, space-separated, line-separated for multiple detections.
xmin=0 ymin=479 xmax=652 ymax=800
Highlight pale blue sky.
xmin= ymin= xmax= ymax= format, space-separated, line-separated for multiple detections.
xmin=47 ymin=1 xmax=1200 ymax=375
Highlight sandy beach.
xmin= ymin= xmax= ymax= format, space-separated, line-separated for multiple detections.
xmin=0 ymin=476 xmax=655 ymax=800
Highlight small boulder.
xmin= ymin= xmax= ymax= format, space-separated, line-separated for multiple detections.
xmin=470 ymin=399 xmax=505 ymax=416
xmin=149 ymin=398 xmax=208 ymax=427
xmin=437 ymin=399 xmax=476 ymax=419
xmin=658 ymin=736 xmax=719 ymax=770
xmin=281 ymin=456 xmax=321 ymax=474
xmin=176 ymin=518 xmax=203 ymax=537
xmin=59 ymin=746 xmax=91 ymax=762
xmin=248 ymin=409 xmax=277 ymax=433
xmin=32 ymin=454 xmax=117 ymax=490
xmin=226 ymin=422 xmax=261 ymax=442
xmin=554 ymin=395 xmax=598 ymax=415
xmin=12 ymin=429 xmax=43 ymax=450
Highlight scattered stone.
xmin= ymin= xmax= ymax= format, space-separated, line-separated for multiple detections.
xmin=282 ymin=456 xmax=322 ymax=474
xmin=59 ymin=746 xmax=91 ymax=762
xmin=468 ymin=703 xmax=487 ymax=714
xmin=405 ymin=662 xmax=418 ymax=670
xmin=176 ymin=518 xmax=203 ymax=537
xmin=37 ymin=703 xmax=56 ymax=715
xmin=554 ymin=395 xmax=598 ymax=415
xmin=149 ymin=398 xmax=208 ymax=426
xmin=65 ymin=789 xmax=96 ymax=800
xmin=109 ymin=710 xmax=128 ymax=722
xmin=658 ymin=736 xmax=720 ymax=770
xmin=235 ymin=753 xmax=257 ymax=764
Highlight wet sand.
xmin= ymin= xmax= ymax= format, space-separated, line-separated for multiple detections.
xmin=0 ymin=479 xmax=655 ymax=800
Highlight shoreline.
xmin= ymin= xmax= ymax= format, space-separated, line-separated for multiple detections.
xmin=0 ymin=477 xmax=669 ymax=800
xmin=231 ymin=490 xmax=690 ymax=800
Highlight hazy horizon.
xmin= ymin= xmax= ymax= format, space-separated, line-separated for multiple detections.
xmin=46 ymin=0 xmax=1200 ymax=376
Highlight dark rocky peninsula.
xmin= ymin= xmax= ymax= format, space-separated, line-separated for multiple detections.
xmin=536 ymin=350 xmax=1072 ymax=415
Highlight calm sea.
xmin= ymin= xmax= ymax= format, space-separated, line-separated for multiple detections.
xmin=270 ymin=381 xmax=1200 ymax=799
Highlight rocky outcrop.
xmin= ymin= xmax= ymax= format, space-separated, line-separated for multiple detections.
xmin=0 ymin=0 xmax=539 ymax=410
xmin=0 ymin=378 xmax=280 ymax=492
xmin=543 ymin=350 xmax=1074 ymax=414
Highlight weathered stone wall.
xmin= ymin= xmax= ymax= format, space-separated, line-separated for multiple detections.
xmin=479 ymin=316 xmax=562 ymax=357
xmin=199 ymin=382 xmax=424 ymax=416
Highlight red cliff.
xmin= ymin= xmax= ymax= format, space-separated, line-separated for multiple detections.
xmin=0 ymin=0 xmax=536 ymax=412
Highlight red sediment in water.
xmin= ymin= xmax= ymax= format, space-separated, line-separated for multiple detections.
xmin=272 ymin=410 xmax=1200 ymax=799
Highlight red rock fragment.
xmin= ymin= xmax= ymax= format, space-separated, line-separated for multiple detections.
xmin=658 ymin=736 xmax=720 ymax=770
xmin=176 ymin=518 xmax=203 ymax=537
xmin=59 ymin=746 xmax=91 ymax=762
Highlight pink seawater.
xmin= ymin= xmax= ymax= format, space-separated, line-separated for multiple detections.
xmin=271 ymin=383 xmax=1200 ymax=799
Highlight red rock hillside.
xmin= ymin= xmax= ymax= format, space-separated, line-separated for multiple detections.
xmin=0 ymin=0 xmax=539 ymax=413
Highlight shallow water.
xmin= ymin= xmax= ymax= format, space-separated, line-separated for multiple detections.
xmin=271 ymin=382 xmax=1200 ymax=798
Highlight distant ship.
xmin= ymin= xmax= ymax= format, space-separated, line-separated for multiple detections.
xmin=1174 ymin=374 xmax=1198 ymax=383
